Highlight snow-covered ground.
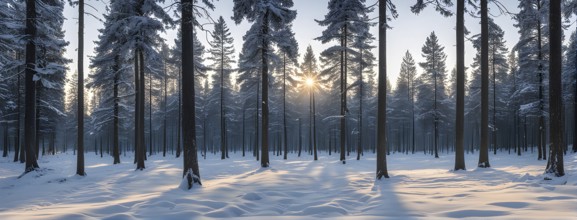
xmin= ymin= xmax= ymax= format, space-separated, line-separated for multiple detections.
xmin=0 ymin=151 xmax=576 ymax=219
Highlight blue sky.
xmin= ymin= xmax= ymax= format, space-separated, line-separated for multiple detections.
xmin=63 ymin=0 xmax=522 ymax=88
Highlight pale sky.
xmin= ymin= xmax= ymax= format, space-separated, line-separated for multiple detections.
xmin=62 ymin=1 xmax=522 ymax=89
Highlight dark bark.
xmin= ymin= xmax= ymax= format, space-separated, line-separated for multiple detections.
xmin=340 ymin=24 xmax=347 ymax=163
xmin=376 ymin=0 xmax=389 ymax=179
xmin=283 ymin=54 xmax=288 ymax=160
xmin=3 ymin=127 xmax=8 ymax=157
xmin=357 ymin=49 xmax=363 ymax=161
xmin=546 ymin=0 xmax=564 ymax=177
xmin=260 ymin=10 xmax=270 ymax=168
xmin=478 ymin=0 xmax=490 ymax=168
xmin=182 ymin=0 xmax=201 ymax=188
xmin=298 ymin=118 xmax=302 ymax=157
xmin=176 ymin=67 xmax=181 ymax=158
xmin=135 ymin=48 xmax=146 ymax=170
xmin=76 ymin=0 xmax=86 ymax=175
xmin=242 ymin=108 xmax=246 ymax=157
xmin=14 ymin=64 xmax=21 ymax=162
xmin=149 ymin=69 xmax=153 ymax=157
xmin=163 ymin=53 xmax=167 ymax=157
xmin=313 ymin=90 xmax=317 ymax=161
xmin=23 ymin=0 xmax=39 ymax=174
xmin=220 ymin=40 xmax=226 ymax=160
xmin=113 ymin=55 xmax=120 ymax=164
xmin=537 ymin=0 xmax=546 ymax=161
xmin=454 ymin=0 xmax=466 ymax=171
xmin=255 ymin=75 xmax=259 ymax=161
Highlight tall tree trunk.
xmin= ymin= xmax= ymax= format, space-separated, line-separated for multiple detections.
xmin=242 ymin=108 xmax=246 ymax=157
xmin=220 ymin=44 xmax=226 ymax=160
xmin=298 ymin=118 xmax=302 ymax=157
xmin=283 ymin=54 xmax=288 ymax=160
xmin=546 ymin=0 xmax=564 ymax=177
xmin=479 ymin=0 xmax=490 ymax=168
xmin=182 ymin=0 xmax=201 ymax=188
xmin=255 ymin=75 xmax=260 ymax=161
xmin=313 ymin=90 xmax=317 ymax=161
xmin=23 ymin=0 xmax=39 ymax=174
xmin=454 ymin=0 xmax=466 ymax=170
xmin=309 ymin=85 xmax=313 ymax=156
xmin=176 ymin=67 xmax=181 ymax=158
xmin=340 ymin=24 xmax=347 ymax=163
xmin=357 ymin=49 xmax=363 ymax=161
xmin=492 ymin=46 xmax=497 ymax=155
xmin=113 ymin=55 xmax=121 ymax=164
xmin=149 ymin=70 xmax=153 ymax=157
xmin=434 ymin=67 xmax=439 ymax=159
xmin=163 ymin=54 xmax=167 ymax=157
xmin=134 ymin=49 xmax=140 ymax=165
xmin=76 ymin=0 xmax=86 ymax=175
xmin=260 ymin=10 xmax=270 ymax=168
xmin=537 ymin=0 xmax=545 ymax=161
xmin=135 ymin=49 xmax=146 ymax=170
xmin=412 ymin=74 xmax=415 ymax=154
xmin=14 ymin=63 xmax=21 ymax=162
xmin=3 ymin=127 xmax=8 ymax=157
xmin=376 ymin=0 xmax=389 ymax=179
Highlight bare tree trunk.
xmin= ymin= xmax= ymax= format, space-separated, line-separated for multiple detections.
xmin=163 ymin=53 xmax=167 ymax=157
xmin=479 ymin=0 xmax=490 ymax=168
xmin=340 ymin=24 xmax=347 ymax=163
xmin=255 ymin=77 xmax=259 ymax=161
xmin=313 ymin=90 xmax=317 ymax=161
xmin=135 ymin=49 xmax=146 ymax=170
xmin=23 ymin=0 xmax=39 ymax=174
xmin=298 ymin=118 xmax=302 ymax=157
xmin=3 ymin=127 xmax=8 ymax=157
xmin=242 ymin=108 xmax=246 ymax=157
xmin=283 ymin=54 xmax=288 ymax=160
xmin=454 ymin=0 xmax=466 ymax=170
xmin=260 ymin=10 xmax=270 ymax=168
xmin=357 ymin=49 xmax=363 ymax=161
xmin=113 ymin=55 xmax=121 ymax=164
xmin=376 ymin=0 xmax=389 ymax=179
xmin=182 ymin=0 xmax=201 ymax=188
xmin=176 ymin=66 xmax=181 ymax=158
xmin=14 ymin=63 xmax=22 ymax=162
xmin=546 ymin=0 xmax=564 ymax=177
xmin=492 ymin=46 xmax=497 ymax=155
xmin=537 ymin=0 xmax=545 ymax=161
xmin=149 ymin=70 xmax=153 ymax=157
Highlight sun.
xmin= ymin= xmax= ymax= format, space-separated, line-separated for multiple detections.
xmin=306 ymin=78 xmax=315 ymax=87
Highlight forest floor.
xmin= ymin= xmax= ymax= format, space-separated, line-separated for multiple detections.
xmin=0 ymin=150 xmax=576 ymax=219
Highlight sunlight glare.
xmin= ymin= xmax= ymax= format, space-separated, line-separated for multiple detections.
xmin=306 ymin=78 xmax=315 ymax=87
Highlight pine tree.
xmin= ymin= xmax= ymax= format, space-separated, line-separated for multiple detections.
xmin=300 ymin=46 xmax=318 ymax=160
xmin=207 ymin=16 xmax=235 ymax=160
xmin=391 ymin=51 xmax=417 ymax=155
xmin=233 ymin=0 xmax=297 ymax=168
xmin=276 ymin=25 xmax=298 ymax=161
xmin=471 ymin=16 xmax=509 ymax=166
xmin=418 ymin=32 xmax=448 ymax=159
xmin=316 ymin=0 xmax=375 ymax=164
xmin=514 ymin=0 xmax=550 ymax=160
